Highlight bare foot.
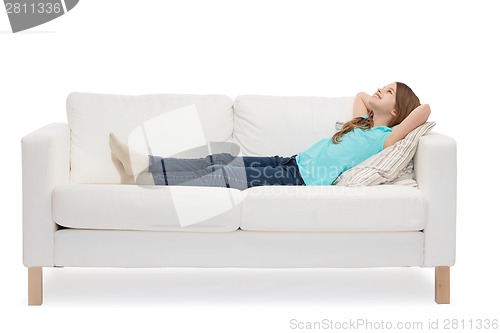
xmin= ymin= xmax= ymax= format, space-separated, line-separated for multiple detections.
xmin=109 ymin=133 xmax=149 ymax=176
xmin=111 ymin=155 xmax=136 ymax=184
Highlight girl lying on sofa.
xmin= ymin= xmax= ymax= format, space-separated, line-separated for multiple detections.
xmin=109 ymin=82 xmax=430 ymax=189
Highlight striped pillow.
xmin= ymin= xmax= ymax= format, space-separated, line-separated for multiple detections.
xmin=386 ymin=160 xmax=418 ymax=188
xmin=333 ymin=122 xmax=436 ymax=187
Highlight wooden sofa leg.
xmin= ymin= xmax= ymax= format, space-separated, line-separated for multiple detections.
xmin=435 ymin=266 xmax=450 ymax=304
xmin=28 ymin=267 xmax=43 ymax=305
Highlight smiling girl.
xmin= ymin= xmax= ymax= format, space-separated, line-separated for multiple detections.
xmin=109 ymin=82 xmax=430 ymax=188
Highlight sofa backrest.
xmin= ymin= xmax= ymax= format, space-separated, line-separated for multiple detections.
xmin=67 ymin=93 xmax=234 ymax=184
xmin=233 ymin=95 xmax=355 ymax=156
xmin=66 ymin=92 xmax=355 ymax=184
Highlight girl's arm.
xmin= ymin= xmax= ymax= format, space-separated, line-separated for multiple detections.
xmin=384 ymin=104 xmax=431 ymax=148
xmin=353 ymin=92 xmax=371 ymax=118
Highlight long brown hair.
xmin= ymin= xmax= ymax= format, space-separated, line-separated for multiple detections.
xmin=331 ymin=82 xmax=420 ymax=144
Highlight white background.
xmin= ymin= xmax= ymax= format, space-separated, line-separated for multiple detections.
xmin=1 ymin=0 xmax=498 ymax=332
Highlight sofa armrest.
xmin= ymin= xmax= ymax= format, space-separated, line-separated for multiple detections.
xmin=413 ymin=132 xmax=457 ymax=267
xmin=22 ymin=123 xmax=70 ymax=267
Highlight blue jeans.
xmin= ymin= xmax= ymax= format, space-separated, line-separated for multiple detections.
xmin=148 ymin=153 xmax=306 ymax=190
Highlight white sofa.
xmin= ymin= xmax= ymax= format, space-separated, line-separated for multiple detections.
xmin=22 ymin=93 xmax=457 ymax=305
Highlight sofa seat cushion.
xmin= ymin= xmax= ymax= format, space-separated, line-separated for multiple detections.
xmin=240 ymin=185 xmax=427 ymax=232
xmin=53 ymin=185 xmax=244 ymax=232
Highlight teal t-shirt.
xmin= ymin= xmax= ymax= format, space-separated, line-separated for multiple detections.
xmin=296 ymin=126 xmax=393 ymax=186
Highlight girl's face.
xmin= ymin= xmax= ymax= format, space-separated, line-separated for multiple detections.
xmin=368 ymin=82 xmax=397 ymax=115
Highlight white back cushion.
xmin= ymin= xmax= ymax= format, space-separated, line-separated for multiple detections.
xmin=233 ymin=95 xmax=355 ymax=156
xmin=67 ymin=93 xmax=234 ymax=184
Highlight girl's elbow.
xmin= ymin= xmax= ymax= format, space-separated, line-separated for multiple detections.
xmin=423 ymin=104 xmax=431 ymax=113
xmin=421 ymin=104 xmax=431 ymax=120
